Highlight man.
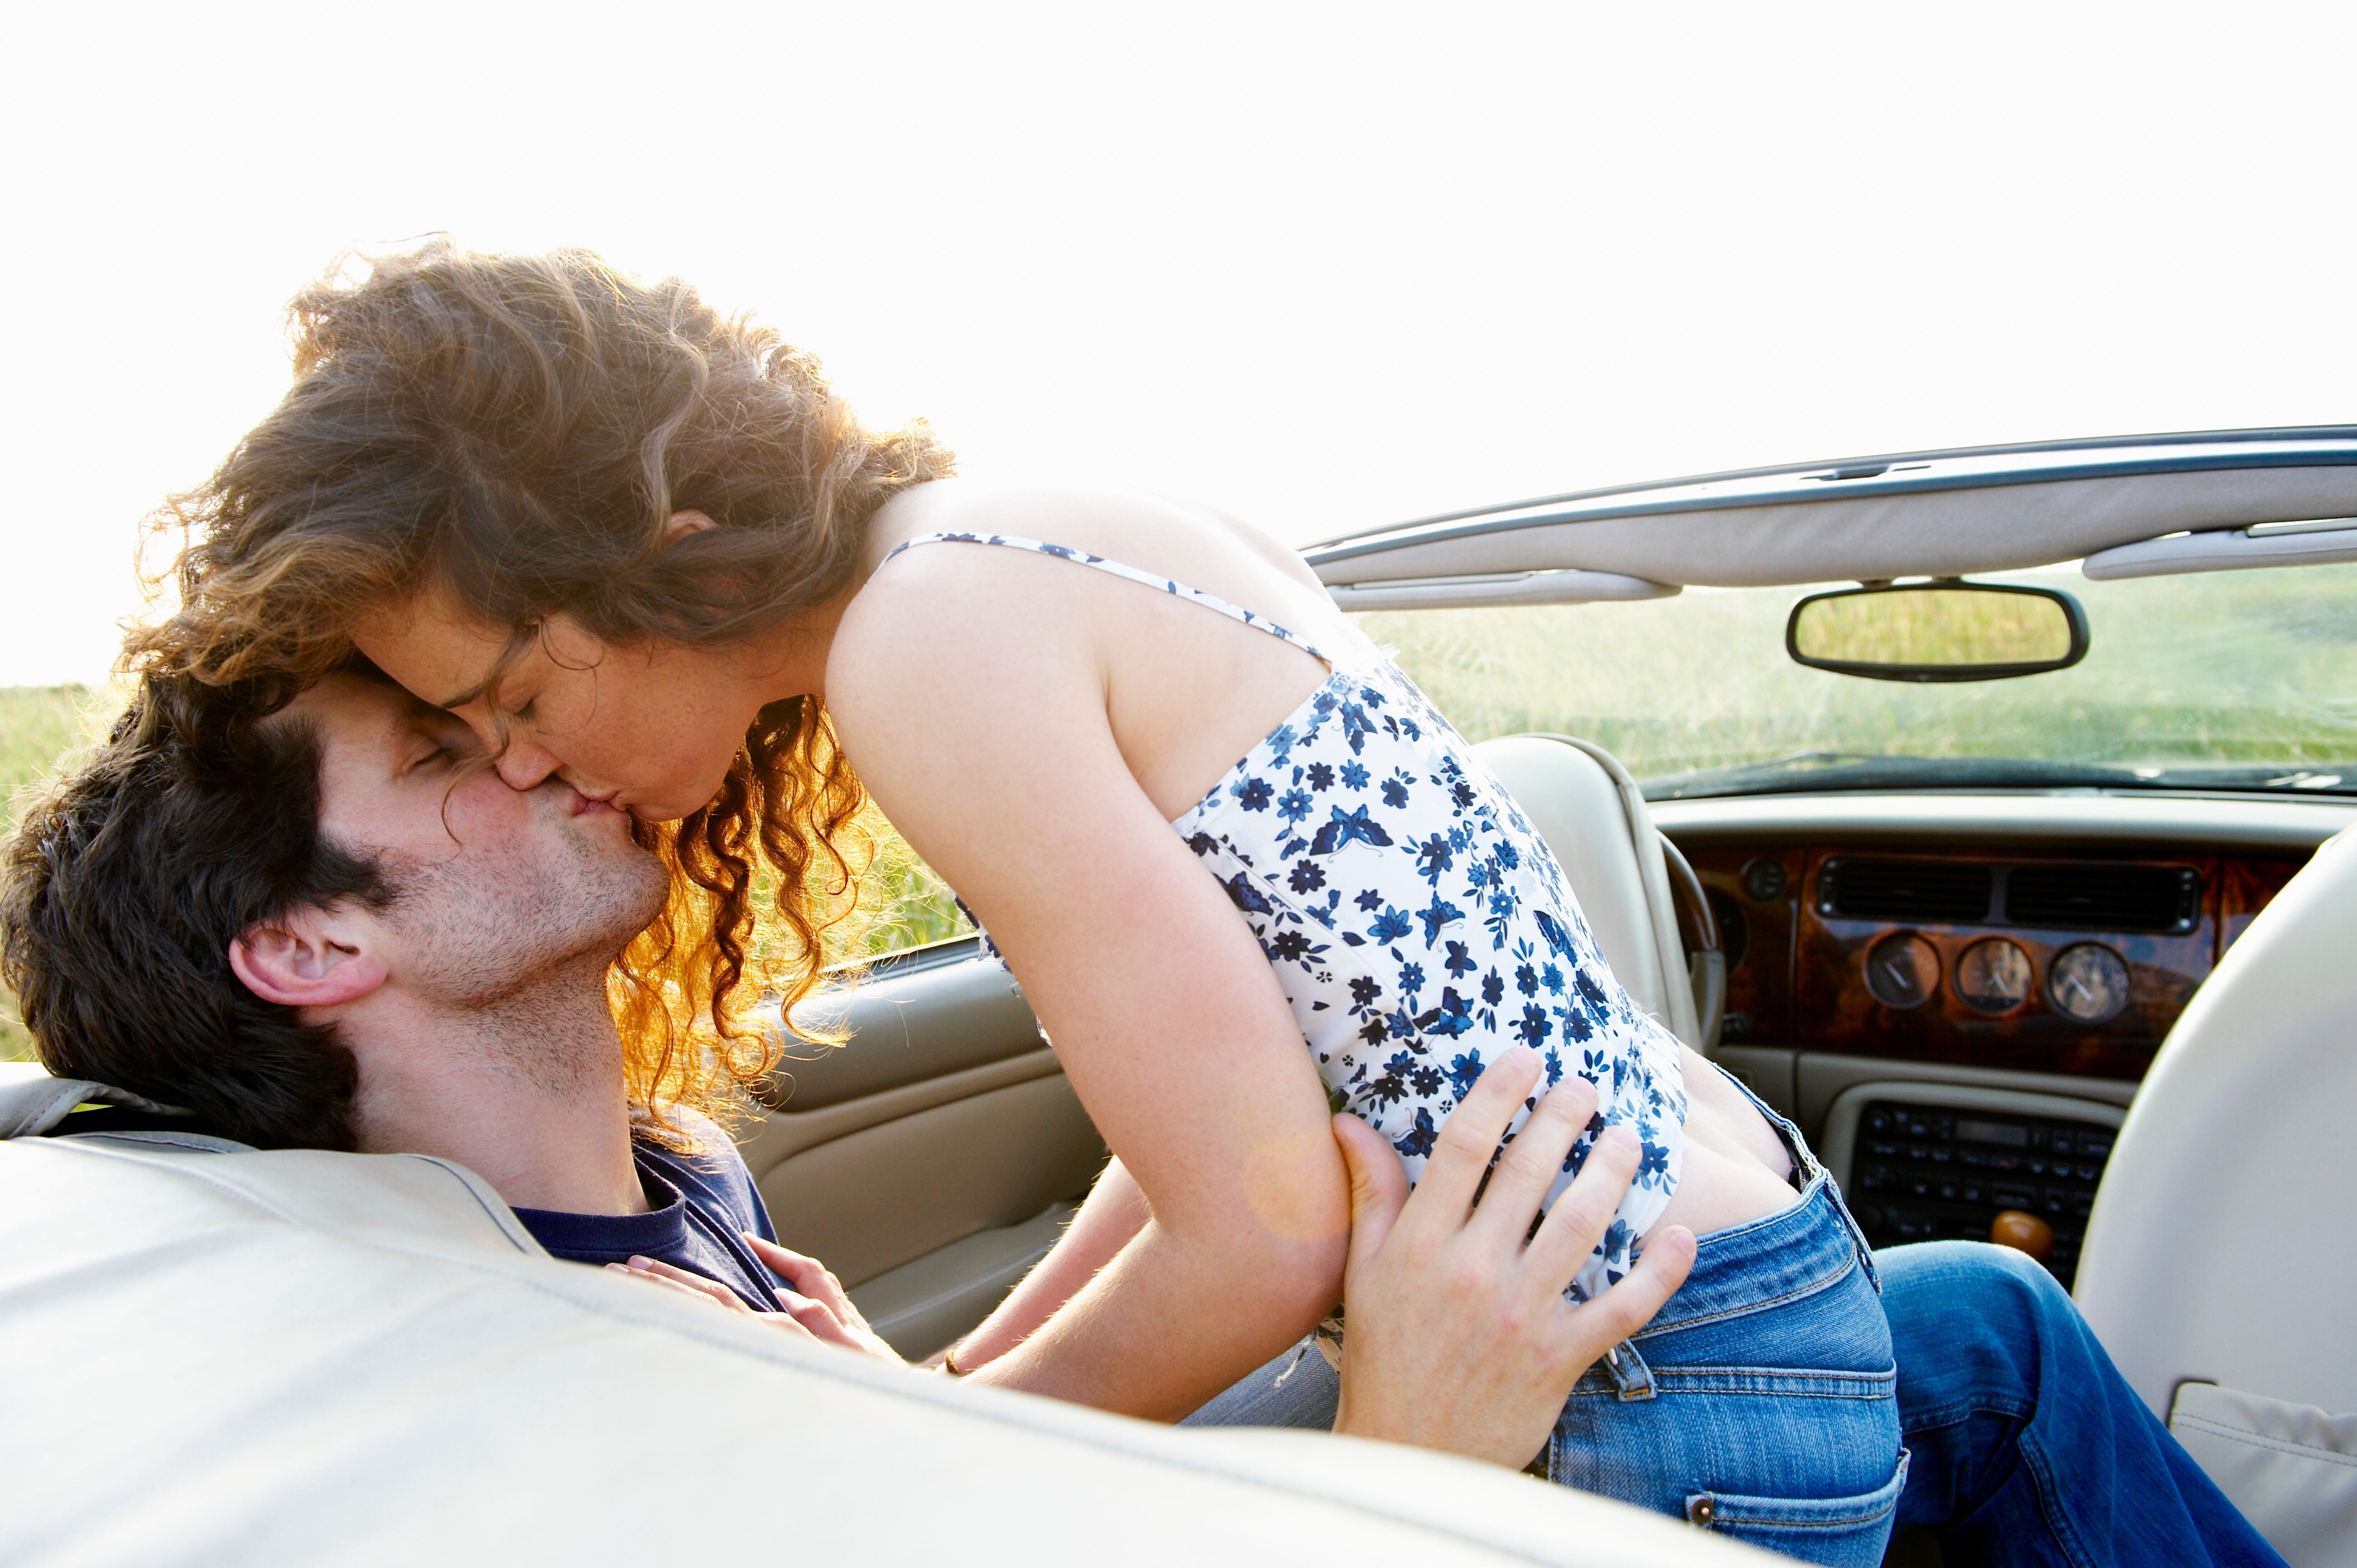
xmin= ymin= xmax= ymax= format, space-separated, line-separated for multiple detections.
xmin=2 ymin=663 xmax=1678 ymax=1454
xmin=0 ymin=666 xmax=806 ymax=1311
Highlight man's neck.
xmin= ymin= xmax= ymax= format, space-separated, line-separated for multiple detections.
xmin=342 ymin=969 xmax=647 ymax=1217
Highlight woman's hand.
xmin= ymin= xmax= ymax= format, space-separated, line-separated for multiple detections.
xmin=741 ymin=1234 xmax=906 ymax=1365
xmin=1329 ymin=1046 xmax=1696 ymax=1471
xmin=602 ymin=1245 xmax=906 ymax=1368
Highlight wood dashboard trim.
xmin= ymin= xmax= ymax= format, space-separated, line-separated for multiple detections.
xmin=1654 ymin=792 xmax=2354 ymax=852
xmin=1686 ymin=834 xmax=2310 ymax=1084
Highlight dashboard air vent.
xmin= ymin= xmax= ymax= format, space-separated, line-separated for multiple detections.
xmin=1819 ymin=859 xmax=1995 ymax=923
xmin=2004 ymin=865 xmax=2200 ymax=933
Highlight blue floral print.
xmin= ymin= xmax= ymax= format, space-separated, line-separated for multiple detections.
xmin=878 ymin=531 xmax=1688 ymax=1301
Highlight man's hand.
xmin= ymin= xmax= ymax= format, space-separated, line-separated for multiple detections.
xmin=1329 ymin=1046 xmax=1695 ymax=1471
xmin=602 ymin=1242 xmax=905 ymax=1368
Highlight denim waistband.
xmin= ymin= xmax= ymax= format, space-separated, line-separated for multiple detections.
xmin=1635 ymin=1174 xmax=1868 ymax=1340
xmin=1692 ymin=1057 xmax=1879 ymax=1288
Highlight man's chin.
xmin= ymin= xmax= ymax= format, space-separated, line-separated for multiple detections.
xmin=547 ymin=819 xmax=671 ymax=945
xmin=613 ymin=853 xmax=673 ymax=940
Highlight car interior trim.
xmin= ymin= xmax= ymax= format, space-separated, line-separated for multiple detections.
xmin=1325 ymin=568 xmax=1678 ymax=611
xmin=747 ymin=1040 xmax=1069 ymax=1165
xmin=1793 ymin=1051 xmax=2139 ymax=1130
xmin=750 ymin=1073 xmax=1106 ymax=1291
xmin=1652 ymin=793 xmax=2356 ymax=852
xmin=772 ymin=955 xmax=1050 ymax=1113
xmin=1307 ymin=463 xmax=2357 ymax=590
xmin=848 ymin=1202 xmax=1078 ymax=1359
xmin=2080 ymin=516 xmax=2357 ymax=579
xmin=1304 ymin=427 xmax=2357 ymax=562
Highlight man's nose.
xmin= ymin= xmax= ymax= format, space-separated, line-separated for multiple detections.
xmin=493 ymin=740 xmax=563 ymax=791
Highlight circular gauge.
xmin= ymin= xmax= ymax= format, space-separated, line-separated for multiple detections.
xmin=1742 ymin=858 xmax=1789 ymax=902
xmin=1864 ymin=932 xmax=1939 ymax=1009
xmin=1708 ymin=889 xmax=1750 ymax=970
xmin=2049 ymin=943 xmax=2132 ymax=1024
xmin=1956 ymin=938 xmax=2033 ymax=1014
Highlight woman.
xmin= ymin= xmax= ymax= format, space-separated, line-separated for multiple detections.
xmin=132 ymin=242 xmax=2276 ymax=1566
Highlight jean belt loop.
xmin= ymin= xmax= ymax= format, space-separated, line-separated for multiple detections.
xmin=1820 ymin=1178 xmax=1883 ymax=1293
xmin=1854 ymin=1227 xmax=1884 ymax=1293
xmin=1601 ymin=1338 xmax=1657 ymax=1402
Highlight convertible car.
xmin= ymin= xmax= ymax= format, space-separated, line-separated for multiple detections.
xmin=5 ymin=427 xmax=2353 ymax=1564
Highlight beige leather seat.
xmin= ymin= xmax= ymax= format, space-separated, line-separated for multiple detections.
xmin=1473 ymin=733 xmax=1713 ymax=1048
xmin=0 ymin=1066 xmax=1761 ymax=1567
xmin=2073 ymin=828 xmax=2357 ymax=1565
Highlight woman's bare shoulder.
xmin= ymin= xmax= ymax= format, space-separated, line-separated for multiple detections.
xmin=824 ymin=509 xmax=1102 ymax=765
xmin=868 ymin=480 xmax=1326 ymax=594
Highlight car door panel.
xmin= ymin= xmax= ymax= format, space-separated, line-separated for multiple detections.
xmin=769 ymin=947 xmax=1048 ymax=1108
xmin=848 ymin=1202 xmax=1076 ymax=1359
xmin=734 ymin=943 xmax=1106 ymax=1357
xmin=751 ymin=1070 xmax=1102 ymax=1291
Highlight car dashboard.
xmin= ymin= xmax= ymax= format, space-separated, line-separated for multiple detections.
xmin=1656 ymin=791 xmax=2355 ymax=1286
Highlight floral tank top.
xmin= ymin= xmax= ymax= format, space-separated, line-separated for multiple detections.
xmin=880 ymin=531 xmax=1688 ymax=1300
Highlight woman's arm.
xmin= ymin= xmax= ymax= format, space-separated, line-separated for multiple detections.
xmin=613 ymin=1050 xmax=1689 ymax=1473
xmin=953 ymin=1158 xmax=1150 ymax=1369
xmin=828 ymin=570 xmax=1351 ymax=1422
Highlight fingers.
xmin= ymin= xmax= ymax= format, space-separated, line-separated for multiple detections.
xmin=744 ymin=1233 xmax=825 ymax=1285
xmin=605 ymin=1259 xmax=744 ymax=1313
xmin=1469 ymin=1077 xmax=1599 ymax=1246
xmin=1565 ymin=1225 xmax=1693 ymax=1352
xmin=1412 ymin=1047 xmax=1543 ymax=1220
xmin=744 ymin=1233 xmax=885 ymax=1342
xmin=748 ymin=1237 xmax=823 ymax=1290
xmin=628 ymin=1255 xmax=756 ymax=1312
xmin=752 ymin=1305 xmax=825 ymax=1346
xmin=744 ymin=1233 xmax=856 ymax=1313
xmin=775 ymin=1288 xmax=858 ymax=1348
xmin=1332 ymin=1111 xmax=1411 ymax=1274
xmin=606 ymin=1260 xmax=832 ymax=1343
xmin=1522 ymin=1126 xmax=1641 ymax=1289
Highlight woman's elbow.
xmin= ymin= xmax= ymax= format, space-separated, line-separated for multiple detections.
xmin=1233 ymin=1153 xmax=1353 ymax=1321
xmin=1273 ymin=1225 xmax=1352 ymax=1327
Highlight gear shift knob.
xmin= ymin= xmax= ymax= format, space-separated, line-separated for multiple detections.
xmin=1990 ymin=1208 xmax=2055 ymax=1261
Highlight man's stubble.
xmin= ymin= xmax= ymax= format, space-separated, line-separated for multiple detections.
xmin=375 ymin=810 xmax=669 ymax=1095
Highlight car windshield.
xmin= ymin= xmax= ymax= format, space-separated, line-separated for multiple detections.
xmin=1359 ymin=560 xmax=2357 ymax=800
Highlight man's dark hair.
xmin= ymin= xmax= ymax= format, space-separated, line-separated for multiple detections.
xmin=1 ymin=674 xmax=397 ymax=1149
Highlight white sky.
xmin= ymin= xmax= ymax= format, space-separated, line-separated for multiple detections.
xmin=2 ymin=0 xmax=2351 ymax=686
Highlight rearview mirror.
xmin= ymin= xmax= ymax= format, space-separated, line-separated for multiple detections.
xmin=1786 ymin=581 xmax=2089 ymax=682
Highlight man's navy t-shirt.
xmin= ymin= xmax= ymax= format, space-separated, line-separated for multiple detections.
xmin=511 ymin=1115 xmax=785 ymax=1312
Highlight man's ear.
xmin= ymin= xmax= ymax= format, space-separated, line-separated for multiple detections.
xmin=228 ymin=909 xmax=389 ymax=1011
xmin=664 ymin=509 xmax=716 ymax=545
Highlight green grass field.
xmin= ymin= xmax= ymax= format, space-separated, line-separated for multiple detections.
xmin=1362 ymin=561 xmax=2357 ymax=777
xmin=1 ymin=685 xmax=126 ymax=1060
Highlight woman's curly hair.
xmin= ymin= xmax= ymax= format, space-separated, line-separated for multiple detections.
xmin=123 ymin=239 xmax=955 ymax=1136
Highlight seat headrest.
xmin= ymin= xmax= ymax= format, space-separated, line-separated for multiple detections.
xmin=1472 ymin=735 xmax=1673 ymax=1027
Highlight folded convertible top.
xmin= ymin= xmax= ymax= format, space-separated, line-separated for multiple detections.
xmin=0 ymin=1094 xmax=1752 ymax=1566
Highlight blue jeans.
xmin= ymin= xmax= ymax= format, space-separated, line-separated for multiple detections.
xmin=1546 ymin=1174 xmax=1904 ymax=1562
xmin=1197 ymin=1063 xmax=1909 ymax=1564
xmin=1539 ymin=1063 xmax=1906 ymax=1560
xmin=1186 ymin=1241 xmax=2285 ymax=1566
xmin=1879 ymin=1241 xmax=2284 ymax=1567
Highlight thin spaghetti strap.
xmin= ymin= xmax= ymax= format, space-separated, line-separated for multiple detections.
xmin=876 ymin=531 xmax=1338 ymax=667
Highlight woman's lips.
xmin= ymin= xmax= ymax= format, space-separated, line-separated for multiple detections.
xmin=565 ymin=788 xmax=627 ymax=819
